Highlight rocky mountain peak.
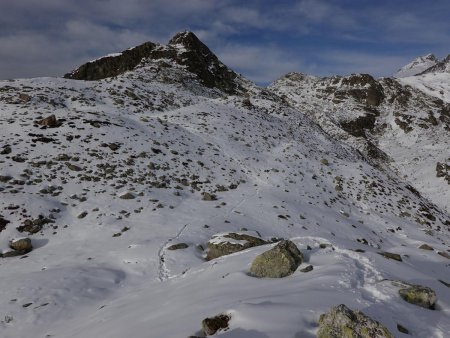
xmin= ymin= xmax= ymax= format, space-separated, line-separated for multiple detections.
xmin=64 ymin=31 xmax=242 ymax=94
xmin=422 ymin=54 xmax=438 ymax=62
xmin=169 ymin=31 xmax=207 ymax=51
xmin=167 ymin=31 xmax=243 ymax=94
xmin=419 ymin=54 xmax=450 ymax=75
xmin=394 ymin=54 xmax=439 ymax=78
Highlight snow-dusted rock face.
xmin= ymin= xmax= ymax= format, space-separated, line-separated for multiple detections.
xmin=394 ymin=54 xmax=438 ymax=78
xmin=0 ymin=32 xmax=449 ymax=337
xmin=64 ymin=41 xmax=157 ymax=81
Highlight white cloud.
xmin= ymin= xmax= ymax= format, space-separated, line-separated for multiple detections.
xmin=316 ymin=51 xmax=412 ymax=77
xmin=294 ymin=0 xmax=359 ymax=29
xmin=0 ymin=23 xmax=152 ymax=79
xmin=216 ymin=44 xmax=306 ymax=84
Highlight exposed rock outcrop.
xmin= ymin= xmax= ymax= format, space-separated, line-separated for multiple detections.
xmin=201 ymin=313 xmax=230 ymax=336
xmin=64 ymin=42 xmax=157 ymax=80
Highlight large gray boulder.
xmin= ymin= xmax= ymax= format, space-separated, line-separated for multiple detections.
xmin=9 ymin=238 xmax=32 ymax=253
xmin=399 ymin=285 xmax=437 ymax=309
xmin=2 ymin=238 xmax=33 ymax=257
xmin=206 ymin=232 xmax=266 ymax=260
xmin=249 ymin=240 xmax=303 ymax=278
xmin=392 ymin=281 xmax=437 ymax=309
xmin=317 ymin=304 xmax=394 ymax=338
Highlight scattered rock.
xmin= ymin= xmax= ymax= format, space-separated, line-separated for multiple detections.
xmin=201 ymin=192 xmax=216 ymax=201
xmin=118 ymin=191 xmax=135 ymax=200
xmin=438 ymin=279 xmax=450 ymax=288
xmin=397 ymin=323 xmax=410 ymax=334
xmin=38 ymin=114 xmax=60 ymax=128
xmin=65 ymin=162 xmax=83 ymax=171
xmin=300 ymin=265 xmax=313 ymax=273
xmin=419 ymin=244 xmax=434 ymax=251
xmin=206 ymin=232 xmax=266 ymax=260
xmin=381 ymin=252 xmax=402 ymax=261
xmin=1 ymin=249 xmax=26 ymax=258
xmin=17 ymin=216 xmax=52 ymax=234
xmin=0 ymin=147 xmax=11 ymax=155
xmin=317 ymin=304 xmax=394 ymax=338
xmin=396 ymin=283 xmax=437 ymax=309
xmin=9 ymin=238 xmax=33 ymax=253
xmin=19 ymin=93 xmax=31 ymax=102
xmin=167 ymin=243 xmax=189 ymax=250
xmin=438 ymin=251 xmax=450 ymax=259
xmin=0 ymin=175 xmax=12 ymax=182
xmin=108 ymin=143 xmax=121 ymax=151
xmin=201 ymin=313 xmax=230 ymax=336
xmin=0 ymin=217 xmax=10 ymax=232
xmin=77 ymin=211 xmax=88 ymax=219
xmin=249 ymin=240 xmax=303 ymax=278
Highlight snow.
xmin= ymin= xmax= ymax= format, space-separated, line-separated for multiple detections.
xmin=0 ymin=41 xmax=449 ymax=338
xmin=399 ymin=72 xmax=450 ymax=103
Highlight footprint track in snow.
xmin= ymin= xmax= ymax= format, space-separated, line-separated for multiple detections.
xmin=157 ymin=223 xmax=189 ymax=282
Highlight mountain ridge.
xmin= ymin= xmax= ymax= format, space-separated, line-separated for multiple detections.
xmin=394 ymin=54 xmax=439 ymax=78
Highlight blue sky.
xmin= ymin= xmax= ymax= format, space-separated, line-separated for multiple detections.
xmin=1 ymin=0 xmax=450 ymax=84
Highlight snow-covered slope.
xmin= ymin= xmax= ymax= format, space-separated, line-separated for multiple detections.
xmin=0 ymin=32 xmax=449 ymax=338
xmin=399 ymin=72 xmax=450 ymax=103
xmin=394 ymin=54 xmax=438 ymax=78
xmin=270 ymin=72 xmax=450 ymax=215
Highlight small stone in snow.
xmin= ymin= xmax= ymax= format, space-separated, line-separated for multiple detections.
xmin=167 ymin=243 xmax=189 ymax=250
xmin=119 ymin=192 xmax=135 ymax=200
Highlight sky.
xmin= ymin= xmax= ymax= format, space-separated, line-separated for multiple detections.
xmin=1 ymin=0 xmax=450 ymax=85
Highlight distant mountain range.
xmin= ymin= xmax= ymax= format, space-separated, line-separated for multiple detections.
xmin=395 ymin=53 xmax=450 ymax=78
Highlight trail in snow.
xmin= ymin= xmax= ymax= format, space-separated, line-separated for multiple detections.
xmin=157 ymin=223 xmax=189 ymax=281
